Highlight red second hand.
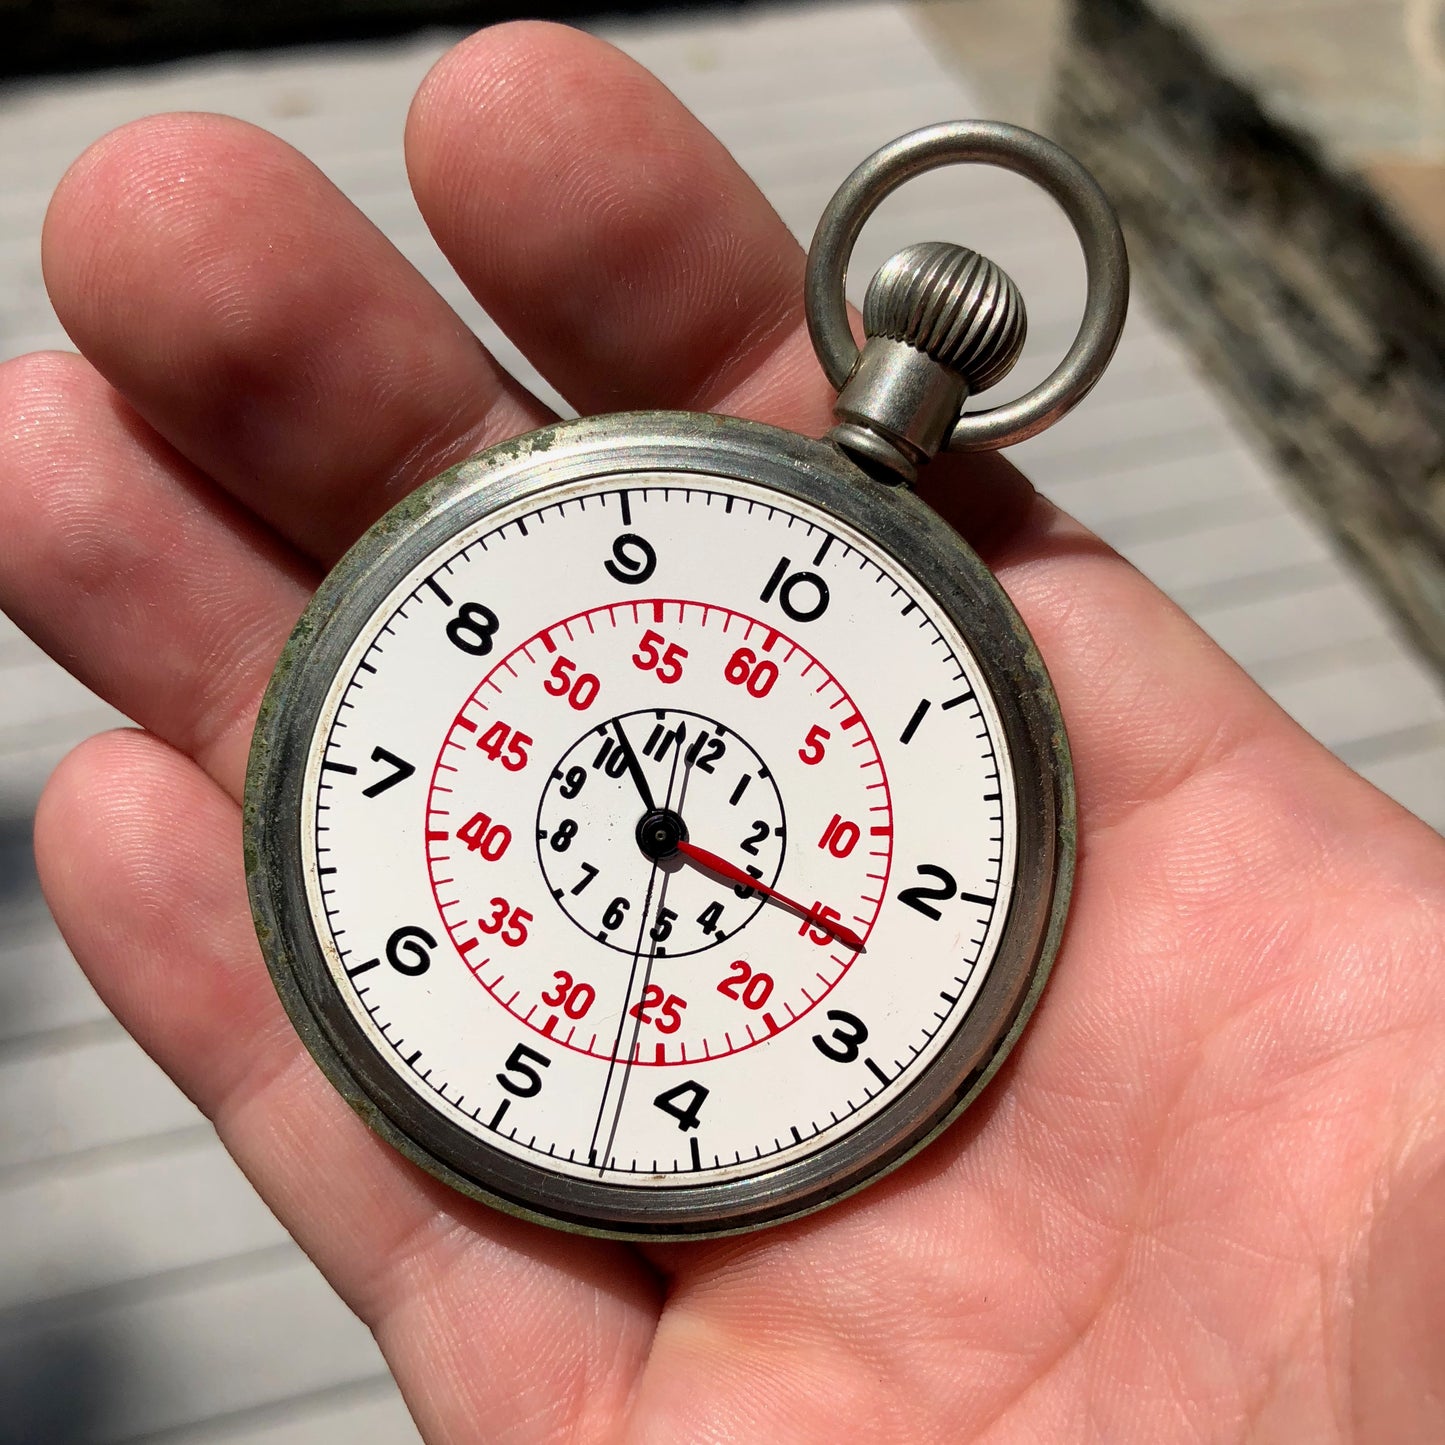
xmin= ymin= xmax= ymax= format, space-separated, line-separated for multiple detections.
xmin=675 ymin=840 xmax=866 ymax=951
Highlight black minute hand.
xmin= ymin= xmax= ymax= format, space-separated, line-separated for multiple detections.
xmin=610 ymin=717 xmax=656 ymax=813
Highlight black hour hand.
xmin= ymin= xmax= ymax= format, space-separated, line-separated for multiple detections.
xmin=610 ymin=718 xmax=656 ymax=813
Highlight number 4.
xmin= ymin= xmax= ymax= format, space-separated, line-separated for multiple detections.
xmin=654 ymin=1080 xmax=708 ymax=1131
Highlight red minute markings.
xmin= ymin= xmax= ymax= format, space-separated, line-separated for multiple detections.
xmin=425 ymin=595 xmax=891 ymax=1064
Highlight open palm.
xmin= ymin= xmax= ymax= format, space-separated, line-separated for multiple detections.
xmin=3 ymin=23 xmax=1443 ymax=1443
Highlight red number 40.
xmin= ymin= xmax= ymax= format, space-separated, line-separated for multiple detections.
xmin=457 ymin=812 xmax=511 ymax=861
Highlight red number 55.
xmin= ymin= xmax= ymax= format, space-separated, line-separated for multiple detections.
xmin=632 ymin=628 xmax=688 ymax=683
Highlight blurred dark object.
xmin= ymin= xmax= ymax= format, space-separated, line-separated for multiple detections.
xmin=0 ymin=1312 xmax=127 ymax=1445
xmin=1053 ymin=0 xmax=1445 ymax=682
xmin=0 ymin=0 xmax=728 ymax=76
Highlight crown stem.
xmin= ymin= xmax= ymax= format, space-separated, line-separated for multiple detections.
xmin=829 ymin=241 xmax=1027 ymax=484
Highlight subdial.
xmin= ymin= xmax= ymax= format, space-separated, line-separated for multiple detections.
xmin=536 ymin=709 xmax=786 ymax=957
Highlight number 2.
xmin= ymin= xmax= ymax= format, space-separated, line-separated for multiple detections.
xmin=898 ymin=864 xmax=957 ymax=921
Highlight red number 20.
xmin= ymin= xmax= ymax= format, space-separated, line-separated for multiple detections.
xmin=718 ymin=960 xmax=774 ymax=1009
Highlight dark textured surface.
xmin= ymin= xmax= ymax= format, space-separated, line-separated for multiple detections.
xmin=0 ymin=0 xmax=739 ymax=77
xmin=1055 ymin=0 xmax=1445 ymax=681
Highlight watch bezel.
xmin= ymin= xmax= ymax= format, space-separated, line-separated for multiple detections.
xmin=244 ymin=411 xmax=1074 ymax=1240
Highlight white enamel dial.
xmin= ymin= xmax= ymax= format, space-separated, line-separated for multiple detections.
xmin=298 ymin=472 xmax=1018 ymax=1190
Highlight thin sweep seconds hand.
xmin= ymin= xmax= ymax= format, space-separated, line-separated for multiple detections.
xmin=590 ymin=724 xmax=690 ymax=1174
xmin=675 ymin=840 xmax=867 ymax=951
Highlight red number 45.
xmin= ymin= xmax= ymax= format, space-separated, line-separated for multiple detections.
xmin=475 ymin=720 xmax=531 ymax=771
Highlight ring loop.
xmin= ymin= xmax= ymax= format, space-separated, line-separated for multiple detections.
xmin=804 ymin=121 xmax=1129 ymax=453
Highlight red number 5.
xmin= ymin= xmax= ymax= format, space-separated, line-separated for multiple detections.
xmin=799 ymin=724 xmax=830 ymax=764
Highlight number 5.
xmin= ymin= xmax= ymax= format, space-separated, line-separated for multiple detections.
xmin=496 ymin=1043 xmax=551 ymax=1097
xmin=799 ymin=724 xmax=830 ymax=765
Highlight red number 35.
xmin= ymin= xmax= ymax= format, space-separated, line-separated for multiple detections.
xmin=478 ymin=897 xmax=531 ymax=947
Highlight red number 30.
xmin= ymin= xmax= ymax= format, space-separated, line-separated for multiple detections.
xmin=540 ymin=971 xmax=596 ymax=1019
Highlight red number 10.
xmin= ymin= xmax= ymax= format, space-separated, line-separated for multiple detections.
xmin=818 ymin=813 xmax=860 ymax=858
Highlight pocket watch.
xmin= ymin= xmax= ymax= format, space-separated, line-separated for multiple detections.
xmin=245 ymin=122 xmax=1128 ymax=1239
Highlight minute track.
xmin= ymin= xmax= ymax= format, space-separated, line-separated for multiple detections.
xmin=276 ymin=452 xmax=1029 ymax=1209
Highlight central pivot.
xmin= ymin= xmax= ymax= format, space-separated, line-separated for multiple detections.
xmin=635 ymin=808 xmax=688 ymax=862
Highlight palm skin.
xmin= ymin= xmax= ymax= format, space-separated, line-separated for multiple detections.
xmin=2 ymin=22 xmax=1443 ymax=1443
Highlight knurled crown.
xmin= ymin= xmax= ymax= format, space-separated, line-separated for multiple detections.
xmin=862 ymin=241 xmax=1027 ymax=394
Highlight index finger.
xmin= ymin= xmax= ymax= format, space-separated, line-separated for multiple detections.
xmin=41 ymin=111 xmax=548 ymax=567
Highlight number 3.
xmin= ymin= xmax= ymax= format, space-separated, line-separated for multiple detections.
xmin=812 ymin=1009 xmax=869 ymax=1062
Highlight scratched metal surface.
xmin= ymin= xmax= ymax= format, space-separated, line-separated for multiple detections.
xmin=0 ymin=5 xmax=1441 ymax=1440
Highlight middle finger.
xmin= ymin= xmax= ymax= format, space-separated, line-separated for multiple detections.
xmin=405 ymin=23 xmax=812 ymax=425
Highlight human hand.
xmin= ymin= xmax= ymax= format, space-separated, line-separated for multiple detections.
xmin=3 ymin=23 xmax=1444 ymax=1442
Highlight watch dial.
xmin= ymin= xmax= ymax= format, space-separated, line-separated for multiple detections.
xmin=299 ymin=474 xmax=1017 ymax=1188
